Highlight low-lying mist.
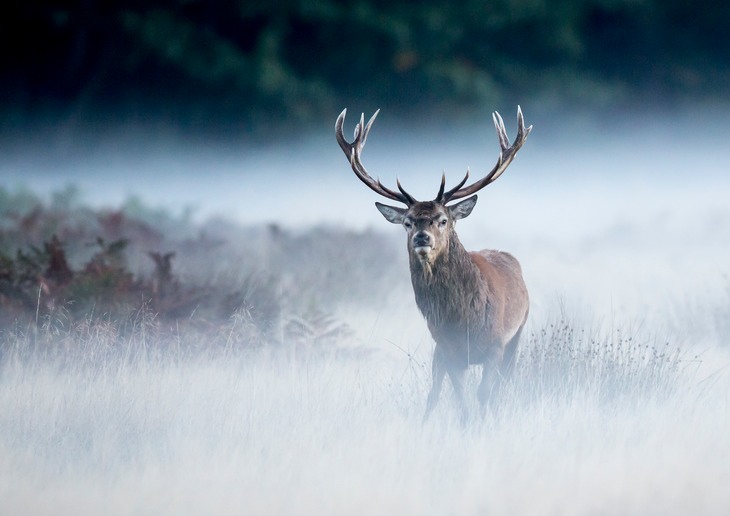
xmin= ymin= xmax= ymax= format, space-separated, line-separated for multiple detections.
xmin=1 ymin=106 xmax=729 ymax=514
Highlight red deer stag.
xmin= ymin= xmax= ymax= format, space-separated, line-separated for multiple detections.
xmin=335 ymin=107 xmax=531 ymax=422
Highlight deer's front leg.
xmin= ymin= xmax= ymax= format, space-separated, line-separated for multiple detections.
xmin=446 ymin=366 xmax=469 ymax=425
xmin=422 ymin=346 xmax=446 ymax=423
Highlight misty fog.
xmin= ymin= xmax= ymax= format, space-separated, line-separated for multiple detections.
xmin=4 ymin=107 xmax=729 ymax=322
xmin=2 ymin=106 xmax=730 ymax=515
xmin=5 ymin=0 xmax=730 ymax=511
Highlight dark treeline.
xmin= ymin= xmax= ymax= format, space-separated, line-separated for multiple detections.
xmin=2 ymin=1 xmax=729 ymax=136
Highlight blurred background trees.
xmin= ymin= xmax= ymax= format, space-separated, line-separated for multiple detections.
xmin=1 ymin=0 xmax=729 ymax=137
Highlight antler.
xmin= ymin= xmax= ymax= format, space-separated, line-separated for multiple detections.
xmin=335 ymin=109 xmax=416 ymax=205
xmin=437 ymin=106 xmax=532 ymax=204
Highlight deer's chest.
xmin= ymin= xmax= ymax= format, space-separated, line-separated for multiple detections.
xmin=413 ymin=280 xmax=488 ymax=332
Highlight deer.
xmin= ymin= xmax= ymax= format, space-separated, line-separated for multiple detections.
xmin=335 ymin=106 xmax=531 ymax=422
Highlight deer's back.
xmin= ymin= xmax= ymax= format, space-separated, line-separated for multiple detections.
xmin=470 ymin=250 xmax=529 ymax=343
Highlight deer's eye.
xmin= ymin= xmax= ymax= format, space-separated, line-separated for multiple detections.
xmin=404 ymin=221 xmax=413 ymax=230
xmin=439 ymin=218 xmax=448 ymax=227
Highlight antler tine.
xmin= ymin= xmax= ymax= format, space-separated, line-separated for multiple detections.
xmin=361 ymin=109 xmax=378 ymax=147
xmin=493 ymin=111 xmax=510 ymax=151
xmin=335 ymin=108 xmax=416 ymax=205
xmin=516 ymin=104 xmax=528 ymax=141
xmin=441 ymin=106 xmax=532 ymax=203
xmin=396 ymin=177 xmax=417 ymax=204
xmin=437 ymin=167 xmax=471 ymax=203
xmin=434 ymin=172 xmax=446 ymax=203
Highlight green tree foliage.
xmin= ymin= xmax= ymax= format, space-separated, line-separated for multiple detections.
xmin=1 ymin=0 xmax=728 ymax=132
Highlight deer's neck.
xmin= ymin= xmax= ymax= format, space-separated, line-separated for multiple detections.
xmin=409 ymin=234 xmax=486 ymax=328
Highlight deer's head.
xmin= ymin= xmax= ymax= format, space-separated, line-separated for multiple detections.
xmin=335 ymin=107 xmax=532 ymax=263
xmin=374 ymin=197 xmax=476 ymax=263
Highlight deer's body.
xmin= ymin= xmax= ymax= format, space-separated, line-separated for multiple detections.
xmin=412 ymin=245 xmax=528 ymax=367
xmin=335 ymin=107 xmax=532 ymax=421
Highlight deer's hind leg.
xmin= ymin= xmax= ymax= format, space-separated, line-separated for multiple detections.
xmin=477 ymin=346 xmax=505 ymax=412
xmin=500 ymin=326 xmax=524 ymax=379
xmin=478 ymin=328 xmax=524 ymax=415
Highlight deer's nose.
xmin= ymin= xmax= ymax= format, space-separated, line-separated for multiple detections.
xmin=413 ymin=232 xmax=431 ymax=247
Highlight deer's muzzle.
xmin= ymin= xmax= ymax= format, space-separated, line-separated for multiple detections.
xmin=412 ymin=232 xmax=433 ymax=258
xmin=413 ymin=232 xmax=431 ymax=248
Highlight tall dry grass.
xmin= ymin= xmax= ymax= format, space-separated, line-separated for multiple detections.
xmin=1 ymin=300 xmax=727 ymax=515
xmin=1 ymin=188 xmax=729 ymax=515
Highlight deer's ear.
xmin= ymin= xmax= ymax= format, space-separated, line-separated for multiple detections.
xmin=448 ymin=195 xmax=478 ymax=220
xmin=375 ymin=202 xmax=407 ymax=224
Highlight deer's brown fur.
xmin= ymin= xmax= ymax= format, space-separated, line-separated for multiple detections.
xmin=335 ymin=107 xmax=532 ymax=421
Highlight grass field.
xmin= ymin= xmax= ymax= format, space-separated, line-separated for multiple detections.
xmin=1 ymin=226 xmax=728 ymax=515
xmin=0 ymin=306 xmax=727 ymax=515
xmin=1 ymin=110 xmax=730 ymax=515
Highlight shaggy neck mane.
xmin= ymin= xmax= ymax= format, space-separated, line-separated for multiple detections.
xmin=409 ymin=233 xmax=486 ymax=328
